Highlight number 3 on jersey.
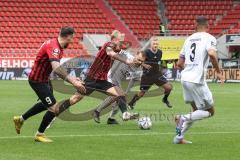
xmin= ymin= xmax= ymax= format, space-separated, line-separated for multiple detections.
xmin=190 ymin=43 xmax=196 ymax=62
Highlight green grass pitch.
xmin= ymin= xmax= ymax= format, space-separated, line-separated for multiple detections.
xmin=0 ymin=81 xmax=240 ymax=160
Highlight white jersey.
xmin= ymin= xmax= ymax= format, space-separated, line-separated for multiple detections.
xmin=180 ymin=32 xmax=217 ymax=84
xmin=108 ymin=51 xmax=141 ymax=85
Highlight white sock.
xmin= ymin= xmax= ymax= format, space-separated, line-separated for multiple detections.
xmin=181 ymin=121 xmax=193 ymax=135
xmin=122 ymin=112 xmax=130 ymax=119
xmin=36 ymin=131 xmax=44 ymax=136
xmin=20 ymin=115 xmax=24 ymax=122
xmin=183 ymin=110 xmax=211 ymax=122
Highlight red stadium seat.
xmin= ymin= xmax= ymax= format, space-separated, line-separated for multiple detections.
xmin=105 ymin=0 xmax=161 ymax=40
xmin=163 ymin=0 xmax=235 ymax=36
xmin=0 ymin=0 xmax=117 ymax=57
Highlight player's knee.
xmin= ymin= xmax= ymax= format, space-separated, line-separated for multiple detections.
xmin=47 ymin=104 xmax=57 ymax=114
xmin=138 ymin=91 xmax=145 ymax=97
xmin=164 ymin=84 xmax=172 ymax=93
xmin=115 ymin=91 xmax=126 ymax=97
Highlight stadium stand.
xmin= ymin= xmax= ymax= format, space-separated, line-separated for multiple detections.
xmin=0 ymin=0 xmax=115 ymax=57
xmin=222 ymin=5 xmax=240 ymax=34
xmin=211 ymin=4 xmax=240 ymax=35
xmin=106 ymin=0 xmax=161 ymax=40
xmin=164 ymin=0 xmax=234 ymax=36
xmin=95 ymin=0 xmax=139 ymax=47
xmin=0 ymin=0 xmax=239 ymax=58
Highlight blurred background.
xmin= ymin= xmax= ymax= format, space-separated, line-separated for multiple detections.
xmin=0 ymin=0 xmax=239 ymax=82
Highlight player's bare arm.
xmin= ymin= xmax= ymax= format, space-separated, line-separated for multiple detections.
xmin=51 ymin=61 xmax=86 ymax=93
xmin=176 ymin=56 xmax=185 ymax=69
xmin=208 ymin=49 xmax=224 ymax=83
xmin=141 ymin=63 xmax=151 ymax=70
xmin=106 ymin=47 xmax=135 ymax=65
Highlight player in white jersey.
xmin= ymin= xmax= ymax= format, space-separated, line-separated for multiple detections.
xmin=174 ymin=16 xmax=224 ymax=144
xmin=93 ymin=51 xmax=150 ymax=124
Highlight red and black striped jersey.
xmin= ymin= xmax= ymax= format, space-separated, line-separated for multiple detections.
xmin=29 ymin=38 xmax=63 ymax=82
xmin=87 ymin=42 xmax=120 ymax=80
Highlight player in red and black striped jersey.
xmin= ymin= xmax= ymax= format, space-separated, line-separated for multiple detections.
xmin=13 ymin=26 xmax=86 ymax=143
xmin=67 ymin=30 xmax=145 ymax=122
xmin=29 ymin=38 xmax=64 ymax=82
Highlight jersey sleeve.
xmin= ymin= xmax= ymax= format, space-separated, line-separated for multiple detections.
xmin=106 ymin=42 xmax=122 ymax=53
xmin=206 ymin=36 xmax=217 ymax=51
xmin=179 ymin=40 xmax=187 ymax=59
xmin=143 ymin=49 xmax=150 ymax=58
xmin=46 ymin=46 xmax=61 ymax=62
xmin=107 ymin=42 xmax=116 ymax=50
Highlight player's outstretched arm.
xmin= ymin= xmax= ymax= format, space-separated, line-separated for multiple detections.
xmin=208 ymin=49 xmax=224 ymax=83
xmin=106 ymin=47 xmax=134 ymax=65
xmin=51 ymin=61 xmax=86 ymax=93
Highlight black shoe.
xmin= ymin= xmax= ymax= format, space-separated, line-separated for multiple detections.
xmin=162 ymin=98 xmax=173 ymax=108
xmin=93 ymin=110 xmax=100 ymax=123
xmin=107 ymin=118 xmax=119 ymax=125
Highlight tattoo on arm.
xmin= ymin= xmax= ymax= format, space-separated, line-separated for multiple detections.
xmin=54 ymin=66 xmax=69 ymax=81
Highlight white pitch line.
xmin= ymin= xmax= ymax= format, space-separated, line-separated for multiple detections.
xmin=0 ymin=131 xmax=240 ymax=140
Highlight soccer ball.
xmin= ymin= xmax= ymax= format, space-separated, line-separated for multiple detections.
xmin=138 ymin=117 xmax=152 ymax=130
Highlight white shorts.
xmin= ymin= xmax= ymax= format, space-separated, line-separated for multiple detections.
xmin=181 ymin=81 xmax=214 ymax=110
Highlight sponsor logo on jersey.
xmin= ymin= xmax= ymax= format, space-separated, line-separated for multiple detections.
xmin=53 ymin=48 xmax=59 ymax=57
xmin=211 ymin=41 xmax=216 ymax=47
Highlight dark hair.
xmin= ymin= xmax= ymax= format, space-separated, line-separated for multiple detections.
xmin=60 ymin=26 xmax=75 ymax=37
xmin=196 ymin=16 xmax=208 ymax=26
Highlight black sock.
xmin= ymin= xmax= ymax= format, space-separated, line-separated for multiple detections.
xmin=163 ymin=93 xmax=170 ymax=101
xmin=55 ymin=99 xmax=71 ymax=116
xmin=129 ymin=94 xmax=141 ymax=106
xmin=38 ymin=111 xmax=55 ymax=133
xmin=116 ymin=96 xmax=127 ymax=113
xmin=22 ymin=102 xmax=47 ymax=120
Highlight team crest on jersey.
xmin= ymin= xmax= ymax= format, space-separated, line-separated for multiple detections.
xmin=53 ymin=48 xmax=59 ymax=57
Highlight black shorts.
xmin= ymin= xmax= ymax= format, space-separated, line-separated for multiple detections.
xmin=82 ymin=77 xmax=115 ymax=95
xmin=29 ymin=80 xmax=56 ymax=108
xmin=140 ymin=73 xmax=168 ymax=91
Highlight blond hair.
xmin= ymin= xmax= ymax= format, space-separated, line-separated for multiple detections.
xmin=111 ymin=30 xmax=121 ymax=40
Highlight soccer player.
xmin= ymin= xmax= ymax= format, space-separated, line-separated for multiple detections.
xmin=128 ymin=37 xmax=173 ymax=109
xmin=59 ymin=30 xmax=143 ymax=124
xmin=93 ymin=50 xmax=150 ymax=124
xmin=13 ymin=26 xmax=86 ymax=142
xmin=173 ymin=16 xmax=224 ymax=144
